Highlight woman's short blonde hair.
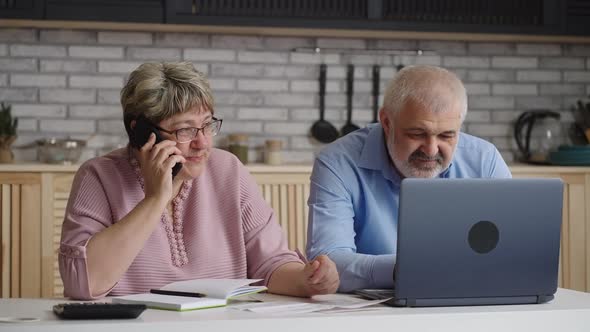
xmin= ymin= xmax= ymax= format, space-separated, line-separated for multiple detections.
xmin=121 ymin=61 xmax=214 ymax=138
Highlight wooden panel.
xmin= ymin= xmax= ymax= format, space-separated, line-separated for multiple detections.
xmin=512 ymin=171 xmax=586 ymax=292
xmin=52 ymin=173 xmax=74 ymax=298
xmin=561 ymin=185 xmax=570 ymax=289
xmin=586 ymin=174 xmax=590 ymax=292
xmin=41 ymin=174 xmax=54 ymax=298
xmin=10 ymin=185 xmax=20 ymax=298
xmin=279 ymin=184 xmax=288 ymax=232
xmin=567 ymin=183 xmax=586 ymax=291
xmin=20 ymin=184 xmax=41 ymax=297
xmin=286 ymin=184 xmax=297 ymax=248
xmin=0 ymin=173 xmax=40 ymax=184
xmin=1 ymin=184 xmax=10 ymax=297
xmin=295 ymin=184 xmax=305 ymax=250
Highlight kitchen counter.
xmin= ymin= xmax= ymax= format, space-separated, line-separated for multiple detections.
xmin=1 ymin=162 xmax=589 ymax=299
xmin=0 ymin=162 xmax=589 ymax=173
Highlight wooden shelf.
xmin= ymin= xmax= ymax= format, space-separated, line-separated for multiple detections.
xmin=1 ymin=19 xmax=590 ymax=44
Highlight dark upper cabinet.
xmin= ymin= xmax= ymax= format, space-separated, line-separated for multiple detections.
xmin=44 ymin=0 xmax=164 ymax=23
xmin=0 ymin=0 xmax=44 ymax=19
xmin=166 ymin=0 xmax=586 ymax=36
xmin=566 ymin=0 xmax=590 ymax=35
xmin=0 ymin=0 xmax=587 ymax=37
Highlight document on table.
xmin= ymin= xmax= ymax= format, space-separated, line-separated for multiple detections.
xmin=230 ymin=293 xmax=391 ymax=314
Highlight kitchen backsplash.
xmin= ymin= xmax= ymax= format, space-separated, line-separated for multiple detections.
xmin=1 ymin=28 xmax=590 ymax=164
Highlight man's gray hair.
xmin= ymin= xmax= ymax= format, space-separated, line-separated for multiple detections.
xmin=382 ymin=65 xmax=467 ymax=122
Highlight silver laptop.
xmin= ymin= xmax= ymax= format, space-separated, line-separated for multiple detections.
xmin=356 ymin=178 xmax=563 ymax=307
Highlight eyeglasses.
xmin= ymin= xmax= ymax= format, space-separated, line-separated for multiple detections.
xmin=154 ymin=117 xmax=223 ymax=143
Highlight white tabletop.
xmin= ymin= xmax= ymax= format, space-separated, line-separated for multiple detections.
xmin=2 ymin=289 xmax=590 ymax=332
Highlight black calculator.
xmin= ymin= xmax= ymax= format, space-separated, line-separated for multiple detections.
xmin=53 ymin=302 xmax=147 ymax=319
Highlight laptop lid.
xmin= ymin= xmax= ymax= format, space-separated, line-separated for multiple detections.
xmin=393 ymin=178 xmax=563 ymax=307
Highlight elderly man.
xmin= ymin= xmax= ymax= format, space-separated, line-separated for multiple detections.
xmin=306 ymin=65 xmax=511 ymax=292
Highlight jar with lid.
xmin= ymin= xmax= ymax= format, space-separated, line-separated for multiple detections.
xmin=264 ymin=139 xmax=282 ymax=165
xmin=228 ymin=134 xmax=249 ymax=164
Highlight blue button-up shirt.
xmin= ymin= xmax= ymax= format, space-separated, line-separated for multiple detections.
xmin=306 ymin=123 xmax=512 ymax=292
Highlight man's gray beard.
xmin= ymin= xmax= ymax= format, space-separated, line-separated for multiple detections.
xmin=393 ymin=155 xmax=443 ymax=178
xmin=387 ymin=139 xmax=443 ymax=179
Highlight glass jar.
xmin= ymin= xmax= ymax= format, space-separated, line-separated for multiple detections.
xmin=264 ymin=139 xmax=282 ymax=165
xmin=228 ymin=134 xmax=249 ymax=164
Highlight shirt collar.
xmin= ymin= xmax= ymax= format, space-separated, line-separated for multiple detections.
xmin=357 ymin=124 xmax=400 ymax=184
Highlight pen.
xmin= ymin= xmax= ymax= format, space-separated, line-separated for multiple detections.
xmin=149 ymin=289 xmax=206 ymax=298
xmin=295 ymin=248 xmax=309 ymax=264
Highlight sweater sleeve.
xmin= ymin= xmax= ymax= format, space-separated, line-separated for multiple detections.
xmin=58 ymin=163 xmax=116 ymax=300
xmin=238 ymin=165 xmax=302 ymax=285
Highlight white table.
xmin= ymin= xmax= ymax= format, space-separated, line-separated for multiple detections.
xmin=1 ymin=289 xmax=590 ymax=332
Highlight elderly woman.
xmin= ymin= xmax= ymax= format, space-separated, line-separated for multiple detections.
xmin=59 ymin=61 xmax=339 ymax=300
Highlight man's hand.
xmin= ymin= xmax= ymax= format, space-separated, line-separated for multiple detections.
xmin=302 ymin=255 xmax=339 ymax=295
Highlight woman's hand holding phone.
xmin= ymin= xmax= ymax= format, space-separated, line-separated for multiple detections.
xmin=137 ymin=132 xmax=186 ymax=206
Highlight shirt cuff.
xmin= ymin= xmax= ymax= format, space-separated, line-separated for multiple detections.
xmin=371 ymin=254 xmax=396 ymax=288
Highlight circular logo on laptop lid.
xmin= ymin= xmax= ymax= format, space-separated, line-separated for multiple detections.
xmin=468 ymin=220 xmax=499 ymax=254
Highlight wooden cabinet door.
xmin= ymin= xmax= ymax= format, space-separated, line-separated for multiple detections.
xmin=513 ymin=172 xmax=590 ymax=292
xmin=251 ymin=172 xmax=310 ymax=251
xmin=0 ymin=173 xmax=42 ymax=298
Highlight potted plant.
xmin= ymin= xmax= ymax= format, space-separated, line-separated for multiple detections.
xmin=0 ymin=102 xmax=18 ymax=163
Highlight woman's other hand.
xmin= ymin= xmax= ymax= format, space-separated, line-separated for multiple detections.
xmin=137 ymin=133 xmax=185 ymax=205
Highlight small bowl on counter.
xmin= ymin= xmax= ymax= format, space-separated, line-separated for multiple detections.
xmin=36 ymin=138 xmax=86 ymax=165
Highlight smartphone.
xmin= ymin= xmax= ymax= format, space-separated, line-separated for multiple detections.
xmin=130 ymin=116 xmax=183 ymax=178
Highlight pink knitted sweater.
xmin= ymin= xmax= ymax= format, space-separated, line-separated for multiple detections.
xmin=59 ymin=147 xmax=300 ymax=300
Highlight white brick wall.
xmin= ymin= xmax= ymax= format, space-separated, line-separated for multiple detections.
xmin=237 ymin=79 xmax=288 ymax=92
xmin=11 ymin=44 xmax=66 ymax=57
xmin=41 ymin=30 xmax=96 ymax=44
xmin=516 ymin=70 xmax=561 ymax=82
xmin=98 ymin=32 xmax=152 ymax=45
xmin=69 ymin=46 xmax=124 ymax=59
xmin=539 ymin=57 xmax=585 ymax=69
xmin=492 ymin=56 xmax=538 ymax=68
xmin=184 ymin=49 xmax=236 ymax=62
xmin=69 ymin=75 xmax=123 ymax=88
xmin=41 ymin=59 xmax=96 ymax=72
xmin=40 ymin=88 xmax=94 ymax=103
xmin=0 ymin=88 xmax=37 ymax=102
xmin=0 ymin=58 xmax=37 ymax=72
xmin=516 ymin=44 xmax=561 ymax=56
xmin=155 ymin=33 xmax=208 ymax=47
xmin=11 ymin=74 xmax=66 ymax=87
xmin=1 ymin=27 xmax=589 ymax=163
xmin=128 ymin=47 xmax=181 ymax=61
xmin=467 ymin=70 xmax=515 ymax=82
xmin=0 ymin=29 xmax=36 ymax=42
xmin=238 ymin=51 xmax=288 ymax=64
xmin=443 ymin=56 xmax=490 ymax=68
xmin=12 ymin=104 xmax=67 ymax=117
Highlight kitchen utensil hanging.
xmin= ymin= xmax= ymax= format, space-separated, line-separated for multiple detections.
xmin=341 ymin=64 xmax=360 ymax=136
xmin=372 ymin=64 xmax=380 ymax=123
xmin=310 ymin=63 xmax=339 ymax=143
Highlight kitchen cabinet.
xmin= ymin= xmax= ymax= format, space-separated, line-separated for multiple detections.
xmin=1 ymin=164 xmax=589 ymax=298
xmin=166 ymin=0 xmax=575 ymax=36
xmin=44 ymin=0 xmax=163 ymax=23
xmin=1 ymin=0 xmax=588 ymax=38
xmin=0 ymin=0 xmax=44 ymax=19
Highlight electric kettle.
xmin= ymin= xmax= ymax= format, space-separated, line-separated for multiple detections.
xmin=514 ymin=110 xmax=561 ymax=164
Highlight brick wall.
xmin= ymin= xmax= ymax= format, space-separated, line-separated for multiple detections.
xmin=1 ymin=28 xmax=590 ymax=163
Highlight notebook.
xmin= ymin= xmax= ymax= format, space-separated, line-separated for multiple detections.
xmin=356 ymin=178 xmax=563 ymax=307
xmin=112 ymin=279 xmax=266 ymax=311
